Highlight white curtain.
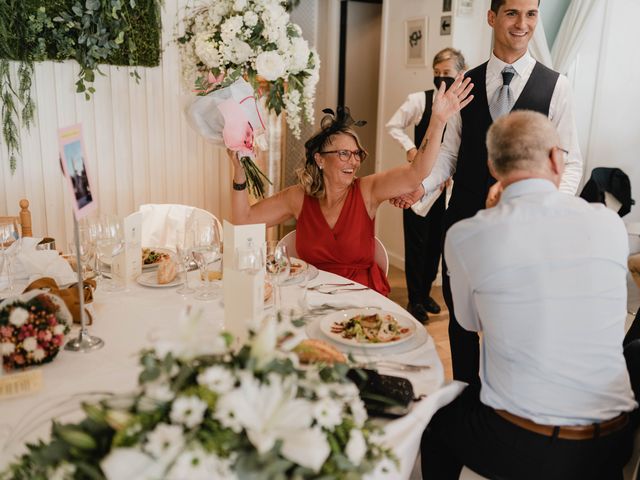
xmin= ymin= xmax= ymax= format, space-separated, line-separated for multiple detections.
xmin=551 ymin=0 xmax=602 ymax=74
xmin=530 ymin=19 xmax=553 ymax=68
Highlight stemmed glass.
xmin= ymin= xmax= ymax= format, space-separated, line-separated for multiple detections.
xmin=0 ymin=221 xmax=22 ymax=297
xmin=68 ymin=224 xmax=94 ymax=279
xmin=95 ymin=215 xmax=126 ymax=292
xmin=191 ymin=220 xmax=222 ymax=301
xmin=175 ymin=227 xmax=195 ymax=295
xmin=265 ymin=240 xmax=291 ymax=312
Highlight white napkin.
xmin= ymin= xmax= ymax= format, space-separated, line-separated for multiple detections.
xmin=0 ymin=238 xmax=76 ymax=289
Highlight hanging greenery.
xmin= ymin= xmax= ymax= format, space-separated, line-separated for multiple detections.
xmin=0 ymin=0 xmax=162 ymax=173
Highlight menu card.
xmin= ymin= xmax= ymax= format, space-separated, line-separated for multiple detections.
xmin=223 ymin=221 xmax=265 ymax=346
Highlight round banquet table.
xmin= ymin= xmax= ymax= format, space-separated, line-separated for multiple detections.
xmin=0 ymin=269 xmax=462 ymax=479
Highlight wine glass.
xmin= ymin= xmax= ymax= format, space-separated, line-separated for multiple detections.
xmin=96 ymin=215 xmax=126 ymax=292
xmin=175 ymin=227 xmax=195 ymax=295
xmin=0 ymin=220 xmax=21 ymax=297
xmin=191 ymin=220 xmax=222 ymax=301
xmin=265 ymin=240 xmax=291 ymax=312
xmin=68 ymin=224 xmax=94 ymax=279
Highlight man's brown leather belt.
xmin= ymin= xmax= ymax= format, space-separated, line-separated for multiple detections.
xmin=494 ymin=409 xmax=629 ymax=440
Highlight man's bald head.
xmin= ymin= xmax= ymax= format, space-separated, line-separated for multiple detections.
xmin=487 ymin=110 xmax=562 ymax=181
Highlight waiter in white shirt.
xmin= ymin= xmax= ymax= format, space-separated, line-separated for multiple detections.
xmin=391 ymin=0 xmax=583 ymax=388
xmin=386 ymin=48 xmax=466 ymax=323
xmin=421 ymin=110 xmax=636 ymax=480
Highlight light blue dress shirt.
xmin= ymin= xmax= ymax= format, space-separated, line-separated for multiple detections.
xmin=445 ymin=178 xmax=637 ymax=425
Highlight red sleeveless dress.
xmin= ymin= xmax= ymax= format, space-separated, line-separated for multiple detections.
xmin=296 ymin=179 xmax=390 ymax=296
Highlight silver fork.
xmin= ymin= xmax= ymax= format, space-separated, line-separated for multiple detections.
xmin=318 ymin=287 xmax=369 ymax=295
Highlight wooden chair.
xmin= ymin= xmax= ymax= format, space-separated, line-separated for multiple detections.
xmin=0 ymin=199 xmax=32 ymax=237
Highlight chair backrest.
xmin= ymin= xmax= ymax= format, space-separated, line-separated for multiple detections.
xmin=0 ymin=199 xmax=32 ymax=237
xmin=138 ymin=204 xmax=222 ymax=249
xmin=277 ymin=230 xmax=389 ymax=276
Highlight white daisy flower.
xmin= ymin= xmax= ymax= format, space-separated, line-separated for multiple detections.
xmin=170 ymin=396 xmax=208 ymax=429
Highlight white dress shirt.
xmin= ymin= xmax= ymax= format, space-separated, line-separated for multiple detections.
xmin=422 ymin=51 xmax=583 ymax=196
xmin=386 ymin=91 xmax=430 ymax=152
xmin=445 ymin=178 xmax=637 ymax=425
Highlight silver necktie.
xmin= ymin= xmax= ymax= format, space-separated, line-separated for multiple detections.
xmin=489 ymin=66 xmax=516 ymax=121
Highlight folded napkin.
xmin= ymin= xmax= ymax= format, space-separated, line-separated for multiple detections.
xmin=23 ymin=277 xmax=96 ymax=325
xmin=0 ymin=238 xmax=76 ymax=289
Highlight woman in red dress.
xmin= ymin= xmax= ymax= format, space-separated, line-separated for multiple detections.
xmin=230 ymin=75 xmax=473 ymax=296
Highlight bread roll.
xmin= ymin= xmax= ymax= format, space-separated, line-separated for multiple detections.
xmin=157 ymin=258 xmax=177 ymax=284
xmin=293 ymin=339 xmax=346 ymax=365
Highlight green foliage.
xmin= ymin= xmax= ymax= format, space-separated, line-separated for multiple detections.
xmin=0 ymin=0 xmax=162 ymax=173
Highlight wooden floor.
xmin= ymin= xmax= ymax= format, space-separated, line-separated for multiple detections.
xmin=387 ymin=265 xmax=453 ymax=380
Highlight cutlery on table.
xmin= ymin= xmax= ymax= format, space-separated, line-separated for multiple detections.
xmin=356 ymin=361 xmax=430 ymax=372
xmin=307 ymin=282 xmax=355 ymax=291
xmin=318 ymin=287 xmax=369 ymax=295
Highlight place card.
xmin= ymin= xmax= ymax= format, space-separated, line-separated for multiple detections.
xmin=223 ymin=221 xmax=265 ymax=346
xmin=113 ymin=212 xmax=142 ymax=284
xmin=0 ymin=369 xmax=43 ymax=399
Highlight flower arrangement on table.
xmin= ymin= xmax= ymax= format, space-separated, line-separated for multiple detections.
xmin=0 ymin=291 xmax=72 ymax=371
xmin=179 ymin=0 xmax=320 ymax=198
xmin=2 ymin=311 xmax=394 ymax=479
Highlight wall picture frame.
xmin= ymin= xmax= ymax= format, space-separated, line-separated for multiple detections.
xmin=405 ymin=17 xmax=428 ymax=67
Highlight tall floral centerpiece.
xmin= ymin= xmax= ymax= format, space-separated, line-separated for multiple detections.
xmin=179 ymin=0 xmax=320 ymax=197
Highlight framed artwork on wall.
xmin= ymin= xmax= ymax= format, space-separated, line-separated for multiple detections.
xmin=405 ymin=17 xmax=428 ymax=67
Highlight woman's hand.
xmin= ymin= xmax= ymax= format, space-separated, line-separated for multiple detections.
xmin=431 ymin=73 xmax=474 ymax=124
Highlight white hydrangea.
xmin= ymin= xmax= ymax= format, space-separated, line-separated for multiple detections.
xmin=289 ymin=36 xmax=310 ymax=73
xmin=9 ymin=307 xmax=29 ymax=327
xmin=233 ymin=0 xmax=248 ymax=11
xmin=195 ymin=35 xmax=221 ymax=69
xmin=243 ymin=10 xmax=258 ymax=27
xmin=170 ymin=396 xmax=208 ymax=429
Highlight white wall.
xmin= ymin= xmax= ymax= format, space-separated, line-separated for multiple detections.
xmin=376 ymin=0 xmax=485 ymax=269
xmin=0 ymin=0 xmax=232 ymax=249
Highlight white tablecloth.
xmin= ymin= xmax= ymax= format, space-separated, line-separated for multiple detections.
xmin=0 ymin=269 xmax=455 ymax=478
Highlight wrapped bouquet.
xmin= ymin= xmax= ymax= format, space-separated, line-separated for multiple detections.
xmin=0 ymin=290 xmax=72 ymax=371
xmin=2 ymin=312 xmax=394 ymax=479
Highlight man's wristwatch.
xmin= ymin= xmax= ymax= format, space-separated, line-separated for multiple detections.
xmin=233 ymin=180 xmax=247 ymax=191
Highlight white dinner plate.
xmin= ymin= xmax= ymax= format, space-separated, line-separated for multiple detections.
xmin=318 ymin=308 xmax=416 ymax=349
xmin=281 ymin=259 xmax=319 ymax=286
xmin=136 ymin=271 xmax=183 ymax=288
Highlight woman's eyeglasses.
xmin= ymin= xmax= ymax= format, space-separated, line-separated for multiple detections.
xmin=320 ymin=149 xmax=367 ymax=162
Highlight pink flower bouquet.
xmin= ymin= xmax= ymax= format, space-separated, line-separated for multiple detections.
xmin=186 ymin=77 xmax=272 ymax=198
xmin=0 ymin=291 xmax=72 ymax=371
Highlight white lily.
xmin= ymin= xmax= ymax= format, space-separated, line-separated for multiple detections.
xmin=101 ymin=447 xmax=166 ymax=480
xmin=280 ymin=426 xmax=331 ymax=472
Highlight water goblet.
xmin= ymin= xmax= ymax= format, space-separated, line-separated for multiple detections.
xmin=191 ymin=221 xmax=222 ymax=301
xmin=265 ymin=240 xmax=291 ymax=312
xmin=96 ymin=216 xmax=126 ymax=293
xmin=176 ymin=227 xmax=195 ymax=295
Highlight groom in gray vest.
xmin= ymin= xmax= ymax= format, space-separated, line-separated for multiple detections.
xmin=392 ymin=0 xmax=583 ymax=388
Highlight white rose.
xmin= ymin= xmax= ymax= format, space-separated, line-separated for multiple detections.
xmin=9 ymin=307 xmax=29 ymax=327
xmin=0 ymin=342 xmax=15 ymax=355
xmin=22 ymin=336 xmax=37 ymax=352
xmin=255 ymin=51 xmax=287 ymax=81
xmin=289 ymin=37 xmax=311 ymax=73
xmin=33 ymin=348 xmax=46 ymax=361
xmin=53 ymin=324 xmax=65 ymax=335
xmin=346 ymin=428 xmax=367 ymax=466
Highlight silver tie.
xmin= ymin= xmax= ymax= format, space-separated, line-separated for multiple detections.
xmin=489 ymin=66 xmax=516 ymax=121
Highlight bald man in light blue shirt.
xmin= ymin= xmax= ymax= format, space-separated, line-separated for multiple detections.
xmin=421 ymin=110 xmax=636 ymax=479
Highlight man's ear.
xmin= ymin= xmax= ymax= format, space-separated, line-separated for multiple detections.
xmin=487 ymin=9 xmax=496 ymax=28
